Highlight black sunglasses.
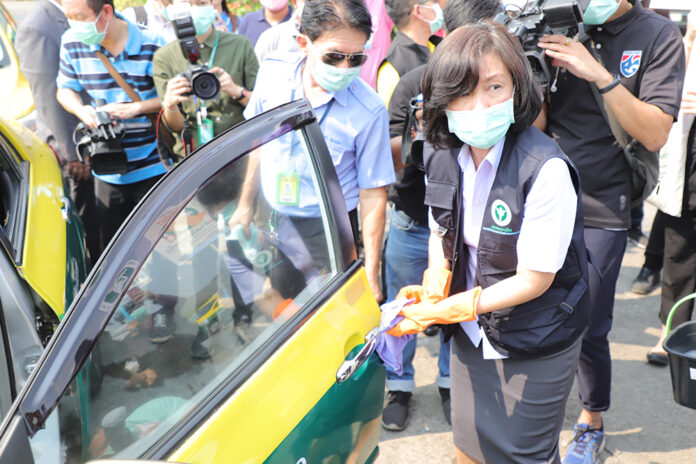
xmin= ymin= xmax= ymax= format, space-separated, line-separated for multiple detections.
xmin=319 ymin=50 xmax=369 ymax=68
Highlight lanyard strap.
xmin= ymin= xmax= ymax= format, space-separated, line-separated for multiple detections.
xmin=207 ymin=30 xmax=220 ymax=68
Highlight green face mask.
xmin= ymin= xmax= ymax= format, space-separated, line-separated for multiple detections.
xmin=68 ymin=10 xmax=107 ymax=46
xmin=191 ymin=5 xmax=215 ymax=36
xmin=446 ymin=96 xmax=515 ymax=149
xmin=583 ymin=0 xmax=620 ymax=26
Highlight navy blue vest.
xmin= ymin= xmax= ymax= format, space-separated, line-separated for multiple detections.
xmin=424 ymin=127 xmax=589 ymax=358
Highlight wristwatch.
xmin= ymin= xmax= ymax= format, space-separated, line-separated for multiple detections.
xmin=598 ymin=74 xmax=621 ymax=94
xmin=233 ymin=87 xmax=247 ymax=101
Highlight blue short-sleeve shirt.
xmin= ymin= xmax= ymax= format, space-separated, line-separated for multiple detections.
xmin=244 ymin=52 xmax=395 ymax=217
xmin=58 ymin=14 xmax=166 ymax=185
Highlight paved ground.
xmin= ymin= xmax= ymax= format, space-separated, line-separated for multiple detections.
xmin=376 ymin=207 xmax=696 ymax=463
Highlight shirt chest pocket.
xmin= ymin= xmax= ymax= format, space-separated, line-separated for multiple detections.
xmin=325 ymin=136 xmax=351 ymax=167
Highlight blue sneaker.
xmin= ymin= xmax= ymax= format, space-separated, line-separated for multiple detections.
xmin=562 ymin=423 xmax=605 ymax=464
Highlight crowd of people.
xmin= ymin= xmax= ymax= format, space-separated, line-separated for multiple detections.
xmin=13 ymin=0 xmax=696 ymax=462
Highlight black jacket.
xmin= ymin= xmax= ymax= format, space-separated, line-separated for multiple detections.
xmin=424 ymin=127 xmax=590 ymax=357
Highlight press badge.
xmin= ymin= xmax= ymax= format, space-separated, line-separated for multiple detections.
xmin=198 ymin=117 xmax=214 ymax=145
xmin=276 ymin=171 xmax=300 ymax=205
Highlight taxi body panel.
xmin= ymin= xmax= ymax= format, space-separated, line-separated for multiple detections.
xmin=170 ymin=270 xmax=382 ymax=464
xmin=2 ymin=118 xmax=71 ymax=316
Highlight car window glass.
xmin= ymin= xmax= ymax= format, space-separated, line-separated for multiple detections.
xmin=28 ymin=128 xmax=340 ymax=463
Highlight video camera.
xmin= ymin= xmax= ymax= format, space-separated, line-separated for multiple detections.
xmin=169 ymin=4 xmax=221 ymax=101
xmin=494 ymin=0 xmax=589 ymax=89
xmin=73 ymin=102 xmax=153 ymax=175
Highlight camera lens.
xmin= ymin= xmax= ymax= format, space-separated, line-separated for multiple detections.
xmin=192 ymin=71 xmax=221 ymax=101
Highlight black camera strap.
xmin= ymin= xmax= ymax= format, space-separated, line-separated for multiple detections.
xmin=95 ymin=50 xmax=179 ymax=167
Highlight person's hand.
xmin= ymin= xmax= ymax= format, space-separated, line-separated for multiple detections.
xmin=64 ymin=160 xmax=91 ymax=181
xmin=228 ymin=202 xmax=254 ymax=239
xmin=210 ymin=66 xmax=242 ymax=99
xmin=387 ymin=287 xmax=481 ymax=337
xmin=367 ymin=273 xmax=383 ymax=303
xmin=681 ymin=90 xmax=696 ymax=115
xmin=538 ymin=35 xmax=615 ymax=88
xmin=163 ymin=76 xmax=192 ymax=112
xmin=396 ymin=268 xmax=451 ymax=304
xmin=77 ymin=105 xmax=98 ymax=128
xmin=97 ymin=102 xmax=143 ymax=120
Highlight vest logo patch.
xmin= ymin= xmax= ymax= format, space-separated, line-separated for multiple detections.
xmin=491 ymin=199 xmax=512 ymax=227
xmin=620 ymin=50 xmax=642 ymax=78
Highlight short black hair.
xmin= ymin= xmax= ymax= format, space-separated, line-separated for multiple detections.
xmin=87 ymin=0 xmax=114 ymax=15
xmin=421 ymin=21 xmax=542 ymax=150
xmin=299 ymin=0 xmax=372 ymax=42
xmin=443 ymin=0 xmax=502 ymax=33
xmin=385 ymin=0 xmax=419 ymax=29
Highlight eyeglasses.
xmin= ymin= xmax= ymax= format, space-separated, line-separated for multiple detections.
xmin=318 ymin=50 xmax=369 ymax=68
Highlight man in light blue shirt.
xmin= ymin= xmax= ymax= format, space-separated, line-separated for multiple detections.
xmin=238 ymin=50 xmax=395 ymax=300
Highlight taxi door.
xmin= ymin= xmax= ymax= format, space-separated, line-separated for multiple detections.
xmin=0 ymin=99 xmax=385 ymax=464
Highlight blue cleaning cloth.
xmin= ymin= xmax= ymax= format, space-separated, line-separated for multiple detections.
xmin=375 ymin=299 xmax=416 ymax=376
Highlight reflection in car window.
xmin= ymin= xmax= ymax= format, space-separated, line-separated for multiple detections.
xmin=28 ymin=129 xmax=338 ymax=463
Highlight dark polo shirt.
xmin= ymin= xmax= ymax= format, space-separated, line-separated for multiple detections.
xmin=237 ymin=6 xmax=293 ymax=47
xmin=546 ymin=0 xmax=685 ymax=229
xmin=387 ymin=64 xmax=428 ymax=225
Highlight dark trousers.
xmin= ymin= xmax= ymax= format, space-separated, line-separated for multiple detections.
xmin=64 ymin=173 xmax=100 ymax=266
xmin=94 ymin=175 xmax=162 ymax=255
xmin=643 ymin=209 xmax=666 ymax=271
xmin=577 ymin=227 xmax=627 ymax=412
xmin=659 ymin=209 xmax=696 ymax=328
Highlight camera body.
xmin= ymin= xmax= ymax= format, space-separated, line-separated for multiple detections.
xmin=494 ymin=0 xmax=589 ymax=88
xmin=74 ymin=110 xmax=128 ymax=175
xmin=170 ymin=10 xmax=221 ymax=101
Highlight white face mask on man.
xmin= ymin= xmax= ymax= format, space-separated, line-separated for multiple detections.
xmin=260 ymin=0 xmax=288 ymax=12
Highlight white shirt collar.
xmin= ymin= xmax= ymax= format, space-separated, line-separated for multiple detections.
xmin=457 ymin=137 xmax=506 ymax=174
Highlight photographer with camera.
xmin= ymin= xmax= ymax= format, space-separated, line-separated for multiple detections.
xmin=153 ymin=0 xmax=258 ymax=159
xmin=57 ymin=0 xmax=167 ymax=255
xmin=533 ymin=0 xmax=686 ymax=462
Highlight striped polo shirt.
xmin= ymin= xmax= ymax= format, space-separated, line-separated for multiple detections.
xmin=57 ymin=14 xmax=167 ymax=185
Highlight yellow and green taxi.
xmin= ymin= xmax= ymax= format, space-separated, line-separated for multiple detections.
xmin=0 ymin=114 xmax=88 ymax=396
xmin=0 ymin=100 xmax=386 ymax=464
xmin=0 ymin=1 xmax=35 ymax=124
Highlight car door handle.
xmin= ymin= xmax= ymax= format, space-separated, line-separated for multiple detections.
xmin=336 ymin=327 xmax=379 ymax=384
xmin=60 ymin=196 xmax=71 ymax=221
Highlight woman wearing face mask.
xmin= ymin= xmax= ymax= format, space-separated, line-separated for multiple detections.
xmin=232 ymin=0 xmax=395 ymax=303
xmin=387 ymin=22 xmax=590 ymax=463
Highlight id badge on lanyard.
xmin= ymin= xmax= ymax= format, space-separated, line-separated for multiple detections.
xmin=197 ymin=103 xmax=214 ymax=145
xmin=276 ymin=88 xmax=335 ymax=207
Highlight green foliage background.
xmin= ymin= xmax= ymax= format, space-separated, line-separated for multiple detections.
xmin=113 ymin=0 xmax=261 ymax=17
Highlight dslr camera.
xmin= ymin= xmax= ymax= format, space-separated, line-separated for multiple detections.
xmin=73 ymin=103 xmax=153 ymax=175
xmin=494 ymin=0 xmax=589 ymax=89
xmin=169 ymin=4 xmax=221 ymax=101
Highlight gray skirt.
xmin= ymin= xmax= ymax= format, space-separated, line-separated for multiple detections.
xmin=451 ymin=327 xmax=582 ymax=464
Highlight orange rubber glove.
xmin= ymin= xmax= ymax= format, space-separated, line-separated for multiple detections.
xmin=387 ymin=286 xmax=482 ymax=337
xmin=396 ymin=268 xmax=452 ymax=304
